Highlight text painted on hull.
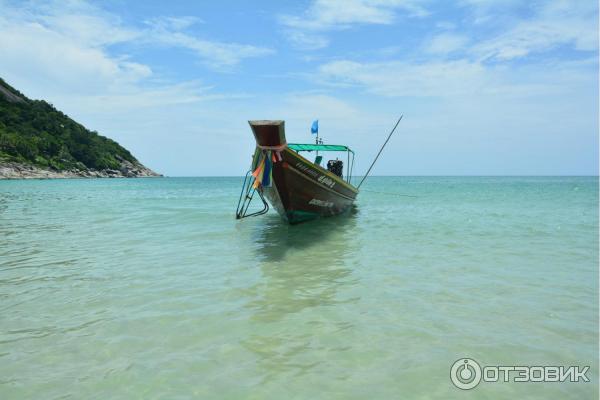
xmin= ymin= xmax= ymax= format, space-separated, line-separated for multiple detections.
xmin=309 ymin=198 xmax=334 ymax=208
xmin=295 ymin=162 xmax=336 ymax=189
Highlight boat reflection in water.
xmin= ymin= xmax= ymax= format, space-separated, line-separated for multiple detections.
xmin=240 ymin=211 xmax=361 ymax=384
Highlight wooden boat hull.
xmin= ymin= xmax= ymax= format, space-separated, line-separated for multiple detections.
xmin=259 ymin=148 xmax=358 ymax=224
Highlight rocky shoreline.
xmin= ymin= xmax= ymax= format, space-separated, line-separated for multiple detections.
xmin=0 ymin=160 xmax=162 ymax=179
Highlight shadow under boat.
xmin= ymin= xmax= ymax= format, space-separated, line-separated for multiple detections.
xmin=251 ymin=204 xmax=359 ymax=263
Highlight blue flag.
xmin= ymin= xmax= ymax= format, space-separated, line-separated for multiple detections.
xmin=311 ymin=120 xmax=318 ymax=135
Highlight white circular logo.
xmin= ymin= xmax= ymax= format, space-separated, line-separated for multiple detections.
xmin=450 ymin=358 xmax=482 ymax=390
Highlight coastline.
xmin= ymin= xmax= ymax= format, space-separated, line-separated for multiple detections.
xmin=0 ymin=161 xmax=161 ymax=179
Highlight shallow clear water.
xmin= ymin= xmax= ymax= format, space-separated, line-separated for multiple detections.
xmin=1 ymin=177 xmax=598 ymax=399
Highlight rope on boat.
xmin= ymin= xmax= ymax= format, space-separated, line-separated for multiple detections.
xmin=257 ymin=143 xmax=287 ymax=151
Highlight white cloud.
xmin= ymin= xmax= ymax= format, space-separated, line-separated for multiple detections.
xmin=146 ymin=24 xmax=273 ymax=68
xmin=318 ymin=59 xmax=487 ymax=97
xmin=279 ymin=0 xmax=428 ymax=49
xmin=0 ymin=1 xmax=273 ymax=72
xmin=281 ymin=93 xmax=359 ymax=120
xmin=146 ymin=16 xmax=204 ymax=31
xmin=281 ymin=0 xmax=393 ymax=30
xmin=284 ymin=31 xmax=330 ymax=50
xmin=0 ymin=18 xmax=151 ymax=96
xmin=317 ymin=56 xmax=597 ymax=99
xmin=424 ymin=33 xmax=468 ymax=55
xmin=459 ymin=0 xmax=522 ymax=12
xmin=141 ymin=16 xmax=273 ymax=68
xmin=468 ymin=0 xmax=597 ymax=60
xmin=435 ymin=21 xmax=456 ymax=30
xmin=39 ymin=14 xmax=139 ymax=47
xmin=1 ymin=0 xmax=140 ymax=47
xmin=58 ymin=81 xmax=242 ymax=112
xmin=0 ymin=0 xmax=148 ymax=96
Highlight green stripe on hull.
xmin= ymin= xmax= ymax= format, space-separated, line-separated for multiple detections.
xmin=286 ymin=210 xmax=320 ymax=224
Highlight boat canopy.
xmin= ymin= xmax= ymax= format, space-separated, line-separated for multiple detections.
xmin=288 ymin=143 xmax=353 ymax=153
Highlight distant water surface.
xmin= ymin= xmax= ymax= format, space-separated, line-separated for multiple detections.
xmin=0 ymin=177 xmax=598 ymax=399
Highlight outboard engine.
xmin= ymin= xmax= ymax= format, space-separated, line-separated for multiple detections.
xmin=327 ymin=159 xmax=343 ymax=178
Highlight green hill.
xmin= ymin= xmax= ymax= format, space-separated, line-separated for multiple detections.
xmin=0 ymin=78 xmax=159 ymax=178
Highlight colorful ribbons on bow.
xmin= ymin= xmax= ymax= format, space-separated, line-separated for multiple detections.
xmin=252 ymin=149 xmax=283 ymax=188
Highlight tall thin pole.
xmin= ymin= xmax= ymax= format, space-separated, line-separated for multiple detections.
xmin=357 ymin=115 xmax=403 ymax=189
xmin=315 ymin=129 xmax=319 ymax=159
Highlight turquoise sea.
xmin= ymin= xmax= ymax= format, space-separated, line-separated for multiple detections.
xmin=1 ymin=176 xmax=598 ymax=399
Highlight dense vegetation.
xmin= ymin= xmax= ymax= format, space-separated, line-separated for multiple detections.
xmin=0 ymin=78 xmax=137 ymax=171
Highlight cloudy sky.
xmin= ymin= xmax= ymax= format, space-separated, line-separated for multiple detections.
xmin=0 ymin=0 xmax=597 ymax=175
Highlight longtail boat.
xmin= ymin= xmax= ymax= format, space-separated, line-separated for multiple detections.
xmin=236 ymin=120 xmax=358 ymax=224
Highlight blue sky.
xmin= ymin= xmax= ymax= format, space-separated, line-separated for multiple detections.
xmin=0 ymin=0 xmax=597 ymax=175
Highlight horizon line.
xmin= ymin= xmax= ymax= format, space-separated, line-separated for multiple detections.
xmin=155 ymin=174 xmax=600 ymax=178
